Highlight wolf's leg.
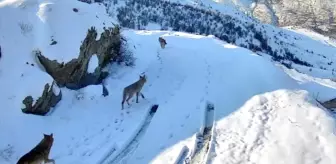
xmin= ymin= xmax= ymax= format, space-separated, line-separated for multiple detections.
xmin=121 ymin=98 xmax=125 ymax=110
xmin=45 ymin=158 xmax=55 ymax=164
xmin=136 ymin=92 xmax=139 ymax=103
xmin=140 ymin=92 xmax=145 ymax=99
xmin=126 ymin=94 xmax=133 ymax=105
xmin=121 ymin=91 xmax=127 ymax=110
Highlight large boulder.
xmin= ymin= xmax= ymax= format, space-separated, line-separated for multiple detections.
xmin=36 ymin=26 xmax=122 ymax=90
xmin=22 ymin=81 xmax=62 ymax=116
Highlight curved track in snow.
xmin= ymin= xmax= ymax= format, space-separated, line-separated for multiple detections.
xmin=100 ymin=105 xmax=159 ymax=164
xmin=122 ymin=43 xmax=219 ymax=164
xmin=98 ymin=43 xmax=215 ymax=163
xmin=98 ymin=47 xmax=189 ymax=164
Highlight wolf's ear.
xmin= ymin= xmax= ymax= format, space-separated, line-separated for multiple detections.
xmin=50 ymin=133 xmax=53 ymax=137
xmin=43 ymin=134 xmax=48 ymax=138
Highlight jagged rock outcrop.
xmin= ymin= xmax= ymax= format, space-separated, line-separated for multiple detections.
xmin=246 ymin=0 xmax=336 ymax=38
xmin=36 ymin=26 xmax=122 ymax=90
xmin=22 ymin=81 xmax=62 ymax=116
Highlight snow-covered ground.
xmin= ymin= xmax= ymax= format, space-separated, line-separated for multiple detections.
xmin=0 ymin=0 xmax=336 ymax=164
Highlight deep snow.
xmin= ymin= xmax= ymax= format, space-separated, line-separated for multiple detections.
xmin=88 ymin=54 xmax=99 ymax=73
xmin=0 ymin=0 xmax=336 ymax=164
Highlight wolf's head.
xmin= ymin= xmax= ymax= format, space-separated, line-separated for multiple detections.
xmin=159 ymin=37 xmax=167 ymax=44
xmin=139 ymin=74 xmax=147 ymax=83
xmin=43 ymin=133 xmax=54 ymax=146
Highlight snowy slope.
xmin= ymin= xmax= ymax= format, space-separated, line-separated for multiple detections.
xmin=211 ymin=90 xmax=336 ymax=164
xmin=121 ymin=31 xmax=336 ymax=164
xmin=0 ymin=0 xmax=336 ymax=164
xmin=104 ymin=0 xmax=336 ymax=80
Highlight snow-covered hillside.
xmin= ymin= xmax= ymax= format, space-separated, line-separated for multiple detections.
xmin=103 ymin=0 xmax=336 ymax=81
xmin=0 ymin=0 xmax=336 ymax=164
xmin=184 ymin=0 xmax=336 ymax=38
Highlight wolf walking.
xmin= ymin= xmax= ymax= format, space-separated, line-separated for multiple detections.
xmin=158 ymin=37 xmax=167 ymax=49
xmin=17 ymin=133 xmax=55 ymax=164
xmin=121 ymin=74 xmax=147 ymax=109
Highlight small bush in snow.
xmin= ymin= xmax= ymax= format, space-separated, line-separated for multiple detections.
xmin=75 ymin=91 xmax=85 ymax=101
xmin=0 ymin=144 xmax=14 ymax=161
xmin=117 ymin=40 xmax=135 ymax=66
xmin=18 ymin=22 xmax=33 ymax=35
xmin=114 ymin=30 xmax=135 ymax=67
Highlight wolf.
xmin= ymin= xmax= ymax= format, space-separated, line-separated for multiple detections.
xmin=121 ymin=74 xmax=147 ymax=109
xmin=17 ymin=133 xmax=55 ymax=164
xmin=158 ymin=37 xmax=167 ymax=49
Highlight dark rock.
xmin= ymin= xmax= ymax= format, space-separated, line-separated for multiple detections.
xmin=102 ymin=84 xmax=109 ymax=97
xmin=50 ymin=40 xmax=57 ymax=45
xmin=319 ymin=98 xmax=336 ymax=111
xmin=36 ymin=26 xmax=122 ymax=90
xmin=22 ymin=81 xmax=62 ymax=116
xmin=73 ymin=8 xmax=79 ymax=12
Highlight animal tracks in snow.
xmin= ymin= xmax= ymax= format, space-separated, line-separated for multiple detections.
xmin=99 ymin=105 xmax=159 ymax=164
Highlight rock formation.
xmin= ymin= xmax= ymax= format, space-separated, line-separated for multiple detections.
xmin=22 ymin=81 xmax=62 ymax=116
xmin=36 ymin=26 xmax=122 ymax=90
xmin=21 ymin=25 xmax=123 ymax=115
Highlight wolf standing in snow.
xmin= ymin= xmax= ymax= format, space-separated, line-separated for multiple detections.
xmin=121 ymin=74 xmax=147 ymax=109
xmin=17 ymin=133 xmax=55 ymax=164
xmin=158 ymin=37 xmax=167 ymax=49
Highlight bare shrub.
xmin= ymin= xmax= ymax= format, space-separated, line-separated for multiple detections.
xmin=18 ymin=22 xmax=33 ymax=35
xmin=115 ymin=35 xmax=136 ymax=67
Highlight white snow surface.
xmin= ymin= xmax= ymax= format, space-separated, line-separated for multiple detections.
xmin=0 ymin=0 xmax=336 ymax=164
xmin=52 ymin=81 xmax=60 ymax=96
xmin=88 ymin=54 xmax=99 ymax=73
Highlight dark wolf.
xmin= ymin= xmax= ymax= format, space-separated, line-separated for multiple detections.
xmin=17 ymin=133 xmax=55 ymax=164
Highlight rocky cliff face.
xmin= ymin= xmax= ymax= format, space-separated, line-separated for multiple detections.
xmin=248 ymin=0 xmax=336 ymax=38
xmin=22 ymin=82 xmax=62 ymax=116
xmin=201 ymin=0 xmax=335 ymax=38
